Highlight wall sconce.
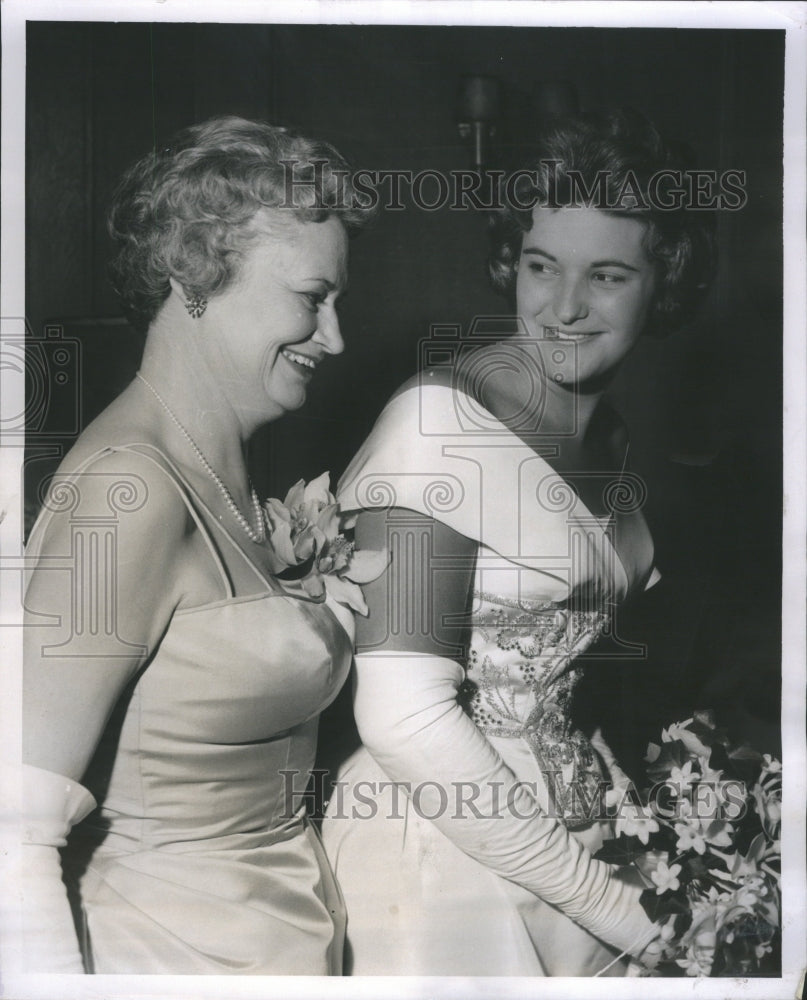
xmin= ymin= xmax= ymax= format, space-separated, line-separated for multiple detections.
xmin=457 ymin=75 xmax=501 ymax=172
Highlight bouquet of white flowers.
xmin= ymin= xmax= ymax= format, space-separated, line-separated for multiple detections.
xmin=595 ymin=711 xmax=781 ymax=976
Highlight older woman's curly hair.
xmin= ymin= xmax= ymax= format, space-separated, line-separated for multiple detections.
xmin=488 ymin=109 xmax=717 ymax=336
xmin=108 ymin=116 xmax=374 ymax=333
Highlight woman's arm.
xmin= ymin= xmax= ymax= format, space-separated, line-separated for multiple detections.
xmin=351 ymin=507 xmax=659 ymax=962
xmin=24 ymin=450 xmax=189 ymax=774
xmin=20 ymin=449 xmax=191 ymax=971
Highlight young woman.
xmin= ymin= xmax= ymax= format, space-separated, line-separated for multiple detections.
xmin=322 ymin=108 xmax=716 ymax=976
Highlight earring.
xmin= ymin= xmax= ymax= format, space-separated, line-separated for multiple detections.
xmin=185 ymin=294 xmax=208 ymax=319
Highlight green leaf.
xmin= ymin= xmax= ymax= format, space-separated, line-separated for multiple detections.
xmin=645 ymin=740 xmax=687 ymax=783
xmin=593 ymin=834 xmax=646 ymax=866
xmin=721 ymin=746 xmax=763 ymax=786
xmin=745 ymin=832 xmax=767 ymax=863
xmin=707 ymin=743 xmax=731 ymax=774
xmin=682 ymin=850 xmax=730 ymax=884
xmin=673 ymin=910 xmax=694 ymax=938
xmin=640 ymin=886 xmax=691 ymax=922
xmin=700 ymin=850 xmax=730 ymax=873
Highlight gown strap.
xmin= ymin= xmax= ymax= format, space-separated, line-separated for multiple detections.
xmin=35 ymin=442 xmax=236 ymax=601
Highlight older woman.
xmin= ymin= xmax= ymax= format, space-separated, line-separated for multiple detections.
xmin=322 ymin=109 xmax=716 ymax=975
xmin=21 ymin=116 xmax=372 ymax=974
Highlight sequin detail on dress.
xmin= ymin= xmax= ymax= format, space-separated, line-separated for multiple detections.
xmin=459 ymin=592 xmax=610 ymax=828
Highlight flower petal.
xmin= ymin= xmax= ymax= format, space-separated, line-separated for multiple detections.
xmin=283 ymin=479 xmax=306 ymax=509
xmin=310 ymin=526 xmax=328 ymax=554
xmin=340 ymin=511 xmax=358 ymax=531
xmin=344 ymin=547 xmax=390 ymax=583
xmin=268 ymin=520 xmax=298 ymax=566
xmin=303 ymin=471 xmax=333 ymax=506
xmin=316 ymin=503 xmax=341 ymax=540
xmin=325 ymin=574 xmax=369 ymax=615
xmin=264 ymin=497 xmax=292 ymax=524
xmin=294 ymin=527 xmax=319 ymax=562
xmin=301 ymin=573 xmax=326 ymax=599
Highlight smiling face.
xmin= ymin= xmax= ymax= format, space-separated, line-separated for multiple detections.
xmin=197 ymin=210 xmax=349 ymax=426
xmin=515 ymin=206 xmax=657 ymax=388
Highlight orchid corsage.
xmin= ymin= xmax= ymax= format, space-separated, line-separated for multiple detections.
xmin=262 ymin=472 xmax=388 ymax=615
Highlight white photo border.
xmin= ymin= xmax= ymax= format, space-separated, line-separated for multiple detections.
xmin=2 ymin=3 xmax=804 ymax=999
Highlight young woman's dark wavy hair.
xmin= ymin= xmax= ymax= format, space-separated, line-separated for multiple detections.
xmin=108 ymin=116 xmax=374 ymax=334
xmin=488 ymin=108 xmax=718 ymax=336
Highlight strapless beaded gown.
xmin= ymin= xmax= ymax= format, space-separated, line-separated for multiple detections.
xmin=322 ymin=382 xmax=658 ymax=975
xmin=52 ymin=444 xmax=352 ymax=974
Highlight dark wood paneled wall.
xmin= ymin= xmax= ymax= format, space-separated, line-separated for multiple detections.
xmin=26 ymin=23 xmax=277 ymax=337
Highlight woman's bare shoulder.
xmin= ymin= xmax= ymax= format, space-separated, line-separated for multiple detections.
xmin=34 ymin=405 xmax=192 ymax=555
xmin=58 ymin=387 xmax=157 ymax=464
xmin=388 ymin=368 xmax=455 ymax=403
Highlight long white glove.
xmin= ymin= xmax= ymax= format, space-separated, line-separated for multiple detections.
xmin=19 ymin=764 xmax=96 ymax=973
xmin=353 ymin=651 xmax=660 ymax=962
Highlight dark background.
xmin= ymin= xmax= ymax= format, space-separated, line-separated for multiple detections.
xmin=25 ymin=22 xmax=783 ymax=773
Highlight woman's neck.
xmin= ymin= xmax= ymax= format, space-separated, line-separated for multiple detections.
xmin=470 ymin=347 xmax=606 ymax=442
xmin=136 ymin=303 xmax=250 ymax=493
xmin=537 ymin=377 xmax=604 ymax=438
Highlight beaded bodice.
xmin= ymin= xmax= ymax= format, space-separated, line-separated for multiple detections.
xmin=460 ymin=589 xmax=610 ymax=829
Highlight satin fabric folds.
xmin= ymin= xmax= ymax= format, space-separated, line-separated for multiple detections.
xmin=55 ymin=445 xmax=352 ymax=974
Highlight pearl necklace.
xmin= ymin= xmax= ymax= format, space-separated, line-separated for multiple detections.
xmin=136 ymin=373 xmax=265 ymax=544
